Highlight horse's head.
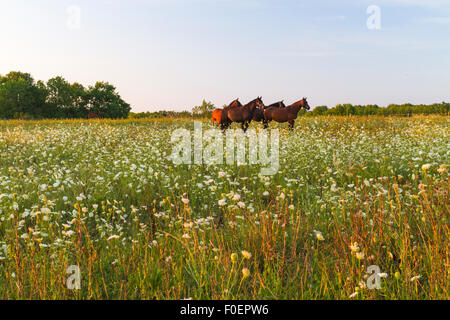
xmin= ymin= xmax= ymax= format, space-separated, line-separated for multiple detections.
xmin=248 ymin=97 xmax=264 ymax=112
xmin=302 ymin=97 xmax=311 ymax=110
xmin=254 ymin=96 xmax=265 ymax=110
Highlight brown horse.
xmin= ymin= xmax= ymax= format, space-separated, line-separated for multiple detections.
xmin=252 ymin=101 xmax=286 ymax=127
xmin=212 ymin=99 xmax=242 ymax=126
xmin=264 ymin=98 xmax=310 ymax=130
xmin=88 ymin=111 xmax=102 ymax=119
xmin=221 ymin=97 xmax=265 ymax=132
xmin=265 ymin=101 xmax=286 ymax=110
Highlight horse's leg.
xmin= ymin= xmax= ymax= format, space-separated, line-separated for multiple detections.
xmin=288 ymin=120 xmax=295 ymax=131
xmin=263 ymin=120 xmax=269 ymax=129
xmin=245 ymin=122 xmax=249 ymax=132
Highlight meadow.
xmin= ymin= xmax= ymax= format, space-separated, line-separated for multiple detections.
xmin=0 ymin=116 xmax=448 ymax=300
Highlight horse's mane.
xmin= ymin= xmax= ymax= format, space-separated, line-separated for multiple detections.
xmin=245 ymin=97 xmax=262 ymax=107
xmin=228 ymin=99 xmax=243 ymax=108
xmin=266 ymin=101 xmax=285 ymax=109
xmin=289 ymin=98 xmax=306 ymax=108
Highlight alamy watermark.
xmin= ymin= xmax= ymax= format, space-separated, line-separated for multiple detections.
xmin=170 ymin=122 xmax=280 ymax=175
xmin=66 ymin=265 xmax=81 ymax=290
xmin=366 ymin=265 xmax=385 ymax=290
xmin=66 ymin=5 xmax=81 ymax=30
xmin=367 ymin=5 xmax=381 ymax=30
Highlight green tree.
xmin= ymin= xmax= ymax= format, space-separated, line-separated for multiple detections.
xmin=0 ymin=71 xmax=47 ymax=119
xmin=86 ymin=82 xmax=131 ymax=118
xmin=46 ymin=76 xmax=75 ymax=118
xmin=192 ymin=100 xmax=215 ymax=118
xmin=46 ymin=77 xmax=88 ymax=118
xmin=70 ymin=82 xmax=88 ymax=118
xmin=311 ymin=106 xmax=328 ymax=116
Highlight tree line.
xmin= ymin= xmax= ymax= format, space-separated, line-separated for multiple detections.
xmin=0 ymin=71 xmax=131 ymax=119
xmin=309 ymin=103 xmax=449 ymax=116
xmin=1 ymin=72 xmax=448 ymax=120
xmin=131 ymin=100 xmax=449 ymax=119
xmin=129 ymin=110 xmax=193 ymax=119
xmin=129 ymin=100 xmax=218 ymax=119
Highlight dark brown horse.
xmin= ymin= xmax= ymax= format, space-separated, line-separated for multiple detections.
xmin=265 ymin=101 xmax=286 ymax=109
xmin=252 ymin=101 xmax=286 ymax=127
xmin=88 ymin=111 xmax=102 ymax=119
xmin=264 ymin=98 xmax=310 ymax=130
xmin=212 ymin=99 xmax=242 ymax=126
xmin=221 ymin=97 xmax=264 ymax=132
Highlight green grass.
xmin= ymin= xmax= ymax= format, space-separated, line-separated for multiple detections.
xmin=0 ymin=116 xmax=448 ymax=299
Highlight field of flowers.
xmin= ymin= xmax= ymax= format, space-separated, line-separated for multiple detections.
xmin=0 ymin=116 xmax=448 ymax=300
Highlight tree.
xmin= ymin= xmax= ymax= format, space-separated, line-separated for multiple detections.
xmin=46 ymin=77 xmax=89 ymax=118
xmin=86 ymin=82 xmax=131 ymax=119
xmin=0 ymin=71 xmax=47 ymax=119
xmin=70 ymin=82 xmax=88 ymax=118
xmin=311 ymin=106 xmax=328 ymax=116
xmin=46 ymin=76 xmax=74 ymax=118
xmin=192 ymin=100 xmax=216 ymax=118
xmin=0 ymin=72 xmax=131 ymax=119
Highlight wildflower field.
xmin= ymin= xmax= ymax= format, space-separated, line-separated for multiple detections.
xmin=0 ymin=116 xmax=448 ymax=300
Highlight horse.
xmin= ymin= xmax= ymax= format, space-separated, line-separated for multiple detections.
xmin=264 ymin=98 xmax=310 ymax=130
xmin=212 ymin=109 xmax=222 ymax=125
xmin=252 ymin=101 xmax=286 ymax=126
xmin=265 ymin=101 xmax=286 ymax=110
xmin=221 ymin=97 xmax=265 ymax=132
xmin=88 ymin=111 xmax=102 ymax=119
xmin=212 ymin=99 xmax=242 ymax=126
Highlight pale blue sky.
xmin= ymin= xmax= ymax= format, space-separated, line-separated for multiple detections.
xmin=1 ymin=0 xmax=449 ymax=111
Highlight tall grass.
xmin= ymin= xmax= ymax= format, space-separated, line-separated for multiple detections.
xmin=0 ymin=116 xmax=448 ymax=299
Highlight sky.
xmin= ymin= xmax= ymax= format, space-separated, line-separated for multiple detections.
xmin=0 ymin=0 xmax=449 ymax=112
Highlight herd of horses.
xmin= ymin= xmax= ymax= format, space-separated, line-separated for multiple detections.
xmin=212 ymin=97 xmax=310 ymax=131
